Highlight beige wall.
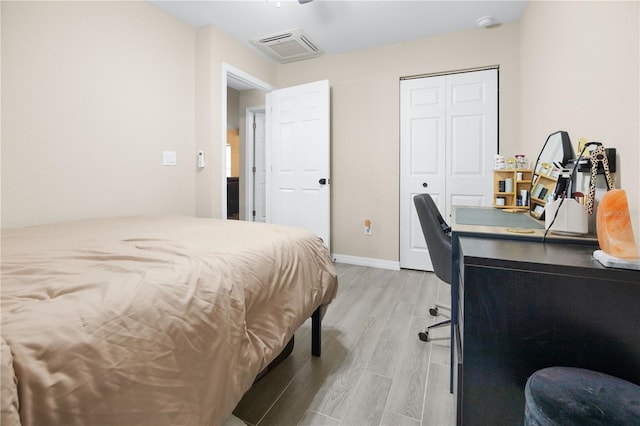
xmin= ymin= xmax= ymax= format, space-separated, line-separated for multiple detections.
xmin=227 ymin=88 xmax=240 ymax=130
xmin=227 ymin=129 xmax=240 ymax=177
xmin=1 ymin=1 xmax=196 ymax=228
xmin=226 ymin=88 xmax=240 ymax=177
xmin=277 ymin=23 xmax=521 ymax=262
xmin=520 ymin=0 xmax=639 ymax=241
xmin=3 ymin=1 xmax=637 ymax=259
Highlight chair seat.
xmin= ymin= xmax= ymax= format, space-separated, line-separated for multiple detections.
xmin=525 ymin=367 xmax=640 ymax=426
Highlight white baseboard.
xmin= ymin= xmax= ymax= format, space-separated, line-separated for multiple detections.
xmin=331 ymin=253 xmax=400 ymax=271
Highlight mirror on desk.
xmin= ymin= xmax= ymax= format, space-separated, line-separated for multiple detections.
xmin=529 ymin=131 xmax=575 ymax=220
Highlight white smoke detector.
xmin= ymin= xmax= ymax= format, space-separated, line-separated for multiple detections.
xmin=477 ymin=16 xmax=500 ymax=28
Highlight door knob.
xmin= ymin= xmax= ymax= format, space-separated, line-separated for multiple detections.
xmin=319 ymin=178 xmax=328 ymax=185
xmin=422 ymin=182 xmax=428 ymax=188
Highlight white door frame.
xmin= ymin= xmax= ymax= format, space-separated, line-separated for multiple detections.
xmin=221 ymin=63 xmax=275 ymax=219
xmin=244 ymin=106 xmax=266 ymax=221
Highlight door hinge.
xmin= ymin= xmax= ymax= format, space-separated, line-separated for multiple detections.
xmin=252 ymin=210 xmax=256 ymax=217
xmin=252 ymin=166 xmax=256 ymax=173
xmin=253 ymin=122 xmax=257 ymax=130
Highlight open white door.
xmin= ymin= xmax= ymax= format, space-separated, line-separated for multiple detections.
xmin=267 ymin=80 xmax=331 ymax=248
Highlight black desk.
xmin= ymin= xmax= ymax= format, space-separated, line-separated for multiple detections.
xmin=450 ymin=208 xmax=640 ymax=425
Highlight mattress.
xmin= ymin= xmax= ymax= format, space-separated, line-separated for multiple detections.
xmin=1 ymin=216 xmax=338 ymax=426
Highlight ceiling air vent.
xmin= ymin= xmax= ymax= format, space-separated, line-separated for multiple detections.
xmin=252 ymin=29 xmax=322 ymax=63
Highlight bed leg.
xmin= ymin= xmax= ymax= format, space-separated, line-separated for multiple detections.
xmin=311 ymin=305 xmax=321 ymax=357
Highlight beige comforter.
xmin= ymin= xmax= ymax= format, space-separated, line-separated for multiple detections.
xmin=1 ymin=216 xmax=338 ymax=426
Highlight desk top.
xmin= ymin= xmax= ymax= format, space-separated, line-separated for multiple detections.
xmin=452 ymin=206 xmax=598 ymax=244
xmin=457 ymin=235 xmax=640 ymax=281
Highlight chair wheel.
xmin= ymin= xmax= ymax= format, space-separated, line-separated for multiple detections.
xmin=429 ymin=307 xmax=439 ymax=316
xmin=418 ymin=331 xmax=429 ymax=342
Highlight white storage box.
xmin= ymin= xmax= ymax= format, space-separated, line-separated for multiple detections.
xmin=545 ymin=198 xmax=588 ymax=235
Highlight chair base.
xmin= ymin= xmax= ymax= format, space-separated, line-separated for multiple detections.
xmin=429 ymin=303 xmax=451 ymax=317
xmin=417 ymin=318 xmax=451 ymax=342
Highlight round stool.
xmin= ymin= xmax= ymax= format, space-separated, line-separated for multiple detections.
xmin=525 ymin=367 xmax=640 ymax=425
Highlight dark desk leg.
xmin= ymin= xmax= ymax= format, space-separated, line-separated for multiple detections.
xmin=311 ymin=305 xmax=322 ymax=357
xmin=450 ymin=232 xmax=460 ymax=394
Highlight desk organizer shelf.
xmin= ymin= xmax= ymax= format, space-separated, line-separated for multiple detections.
xmin=530 ymin=173 xmax=558 ymax=218
xmin=493 ymin=169 xmax=532 ymax=209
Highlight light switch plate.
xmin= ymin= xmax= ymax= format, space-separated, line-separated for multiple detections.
xmin=163 ymin=151 xmax=177 ymax=166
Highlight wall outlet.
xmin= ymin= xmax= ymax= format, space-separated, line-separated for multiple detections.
xmin=364 ymin=219 xmax=372 ymax=235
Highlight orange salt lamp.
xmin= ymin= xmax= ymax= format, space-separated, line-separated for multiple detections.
xmin=596 ymin=189 xmax=639 ymax=258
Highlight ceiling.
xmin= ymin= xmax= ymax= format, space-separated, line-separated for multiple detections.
xmin=151 ymin=0 xmax=528 ymax=62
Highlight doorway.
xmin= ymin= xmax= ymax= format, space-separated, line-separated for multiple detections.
xmin=223 ymin=64 xmax=274 ymax=222
xmin=222 ymin=66 xmax=331 ymax=249
xmin=399 ymin=68 xmax=498 ymax=271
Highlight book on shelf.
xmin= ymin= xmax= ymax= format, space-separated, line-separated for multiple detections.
xmin=532 ymin=183 xmax=545 ymax=199
xmin=539 ymin=187 xmax=548 ymax=199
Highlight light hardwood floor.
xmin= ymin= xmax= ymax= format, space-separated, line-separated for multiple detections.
xmin=233 ymin=263 xmax=455 ymax=426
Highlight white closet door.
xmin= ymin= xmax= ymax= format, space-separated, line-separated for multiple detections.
xmin=400 ymin=76 xmax=447 ymax=271
xmin=445 ymin=69 xmax=497 ymax=219
xmin=400 ymin=69 xmax=497 ymax=271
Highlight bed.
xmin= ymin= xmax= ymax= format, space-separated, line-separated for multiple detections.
xmin=0 ymin=216 xmax=338 ymax=426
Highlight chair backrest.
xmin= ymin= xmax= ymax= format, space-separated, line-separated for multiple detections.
xmin=413 ymin=193 xmax=452 ymax=284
